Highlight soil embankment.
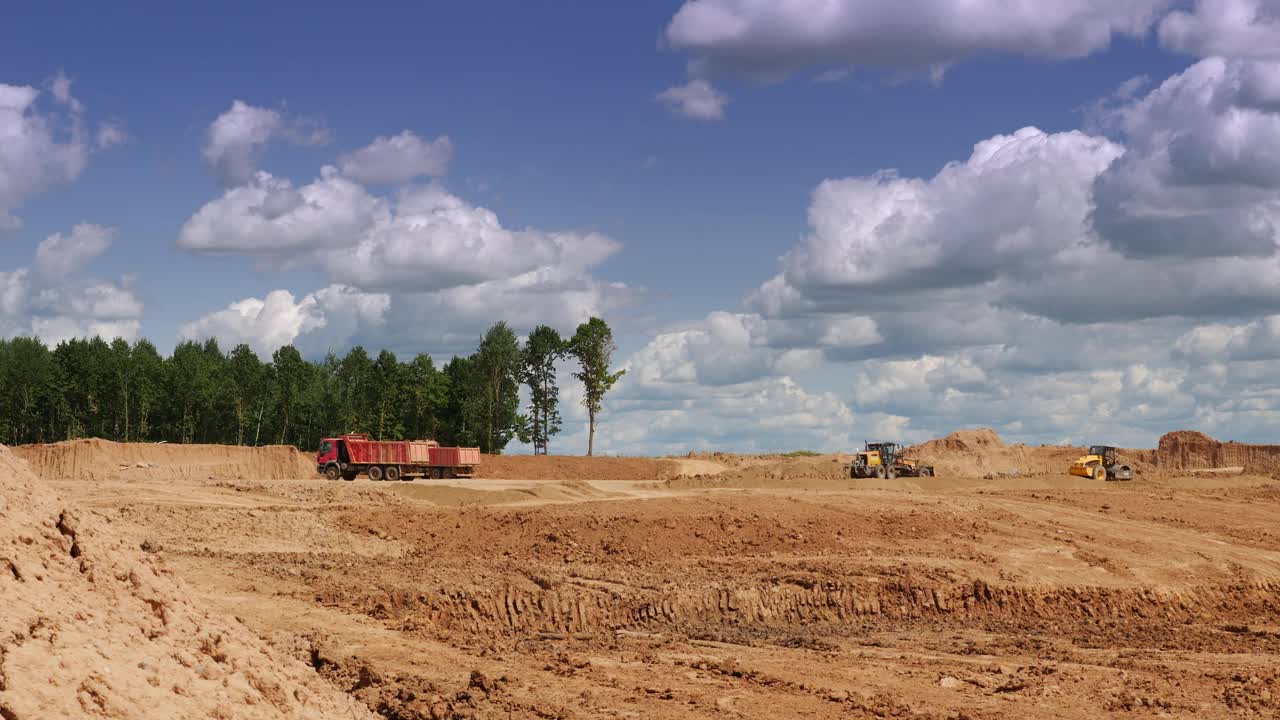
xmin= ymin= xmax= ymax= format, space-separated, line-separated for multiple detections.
xmin=1156 ymin=430 xmax=1280 ymax=471
xmin=12 ymin=438 xmax=316 ymax=481
xmin=0 ymin=443 xmax=373 ymax=719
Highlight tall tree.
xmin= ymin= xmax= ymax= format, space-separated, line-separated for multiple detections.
xmin=402 ymin=353 xmax=449 ymax=441
xmin=227 ymin=344 xmax=265 ymax=445
xmin=0 ymin=338 xmax=56 ymax=444
xmin=372 ymin=349 xmax=403 ymax=439
xmin=271 ymin=345 xmax=308 ymax=445
xmin=130 ymin=339 xmax=165 ymax=442
xmin=474 ymin=322 xmax=523 ymax=454
xmin=569 ymin=317 xmax=625 ymax=457
xmin=521 ymin=325 xmax=566 ymax=455
xmin=441 ymin=355 xmax=482 ymax=448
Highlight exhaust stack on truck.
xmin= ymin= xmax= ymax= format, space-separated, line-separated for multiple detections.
xmin=316 ymin=433 xmax=480 ymax=481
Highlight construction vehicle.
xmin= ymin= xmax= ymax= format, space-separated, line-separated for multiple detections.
xmin=316 ymin=433 xmax=480 ymax=481
xmin=1068 ymin=445 xmax=1134 ymax=481
xmin=848 ymin=441 xmax=935 ymax=479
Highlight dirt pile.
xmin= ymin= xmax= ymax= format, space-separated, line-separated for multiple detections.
xmin=474 ymin=453 xmax=679 ymax=481
xmin=903 ymin=429 xmax=1070 ymax=477
xmin=0 ymin=444 xmax=374 ymax=719
xmin=1156 ymin=430 xmax=1280 ymax=471
xmin=13 ymin=438 xmax=316 ymax=481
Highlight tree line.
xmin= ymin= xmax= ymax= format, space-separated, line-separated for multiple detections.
xmin=0 ymin=317 xmax=625 ymax=455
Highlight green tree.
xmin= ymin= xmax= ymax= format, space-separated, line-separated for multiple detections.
xmin=569 ymin=317 xmax=625 ymax=457
xmin=0 ymin=337 xmax=56 ymax=444
xmin=167 ymin=340 xmax=220 ymax=443
xmin=402 ymin=353 xmax=449 ymax=440
xmin=130 ymin=339 xmax=165 ymax=442
xmin=521 ymin=325 xmax=566 ymax=455
xmin=227 ymin=344 xmax=266 ymax=445
xmin=441 ymin=355 xmax=482 ymax=448
xmin=335 ymin=346 xmax=375 ymax=434
xmin=372 ymin=349 xmax=403 ymax=439
xmin=473 ymin=322 xmax=523 ymax=454
xmin=271 ymin=345 xmax=308 ymax=445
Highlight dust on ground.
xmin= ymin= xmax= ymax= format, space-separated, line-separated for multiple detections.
xmin=8 ymin=430 xmax=1280 ymax=719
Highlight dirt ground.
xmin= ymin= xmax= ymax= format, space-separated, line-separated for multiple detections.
xmin=8 ymin=432 xmax=1280 ymax=718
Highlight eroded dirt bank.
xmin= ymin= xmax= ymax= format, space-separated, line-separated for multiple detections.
xmin=0 ymin=444 xmax=374 ymax=719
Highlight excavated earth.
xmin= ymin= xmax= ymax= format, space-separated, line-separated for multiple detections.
xmin=7 ymin=430 xmax=1280 ymax=719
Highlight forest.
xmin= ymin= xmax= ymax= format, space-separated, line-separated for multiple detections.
xmin=0 ymin=317 xmax=624 ymax=455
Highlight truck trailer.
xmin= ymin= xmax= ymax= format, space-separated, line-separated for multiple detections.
xmin=316 ymin=433 xmax=480 ymax=481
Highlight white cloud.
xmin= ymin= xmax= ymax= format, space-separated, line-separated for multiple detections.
xmin=1159 ymin=0 xmax=1280 ymax=59
xmin=95 ymin=122 xmax=128 ymax=150
xmin=751 ymin=128 xmax=1125 ymax=317
xmin=337 ymin=130 xmax=453 ymax=184
xmin=179 ymin=285 xmax=390 ymax=359
xmin=0 ymin=225 xmax=142 ymax=344
xmin=1091 ymin=57 xmax=1280 ymax=259
xmin=33 ymin=223 xmax=114 ymax=280
xmin=656 ymin=79 xmax=729 ymax=120
xmin=203 ymin=100 xmax=333 ymax=186
xmin=179 ymin=167 xmax=385 ymax=255
xmin=0 ymin=80 xmax=90 ymax=231
xmin=664 ymin=0 xmax=1172 ymax=79
xmin=180 ymin=170 xmax=625 ymax=293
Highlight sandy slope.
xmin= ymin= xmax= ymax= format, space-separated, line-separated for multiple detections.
xmin=0 ymin=444 xmax=374 ymax=720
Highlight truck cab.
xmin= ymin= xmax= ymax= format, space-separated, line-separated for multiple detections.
xmin=316 ymin=435 xmax=357 ymax=480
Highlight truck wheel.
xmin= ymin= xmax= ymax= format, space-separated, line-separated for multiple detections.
xmin=920 ymin=467 xmax=934 ymax=477
xmin=368 ymin=466 xmax=384 ymax=482
xmin=385 ymin=465 xmax=401 ymax=482
xmin=342 ymin=470 xmax=357 ymax=481
xmin=324 ymin=465 xmax=341 ymax=481
xmin=1092 ymin=465 xmax=1106 ymax=481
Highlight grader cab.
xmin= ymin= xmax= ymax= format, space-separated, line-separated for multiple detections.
xmin=849 ymin=441 xmax=935 ymax=479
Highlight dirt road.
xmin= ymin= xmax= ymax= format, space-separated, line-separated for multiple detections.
xmin=34 ymin=445 xmax=1280 ymax=719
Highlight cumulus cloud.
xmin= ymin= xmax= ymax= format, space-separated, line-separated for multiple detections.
xmin=747 ymin=119 xmax=1280 ymax=327
xmin=180 ymin=170 xmax=625 ymax=293
xmin=663 ymin=0 xmax=1172 ymax=79
xmin=33 ymin=223 xmax=115 ymax=280
xmin=1091 ymin=57 xmax=1280 ymax=259
xmin=179 ymin=285 xmax=390 ymax=359
xmin=601 ymin=341 xmax=858 ymax=453
xmin=1159 ymin=0 xmax=1280 ymax=59
xmin=179 ymin=167 xmax=384 ymax=255
xmin=656 ymin=79 xmax=730 ymax=120
xmin=0 ymin=225 xmax=142 ymax=345
xmin=203 ymin=100 xmax=333 ymax=186
xmin=337 ymin=130 xmax=453 ymax=184
xmin=0 ymin=79 xmax=90 ymax=231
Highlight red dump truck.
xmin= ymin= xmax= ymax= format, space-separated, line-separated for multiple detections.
xmin=316 ymin=433 xmax=480 ymax=481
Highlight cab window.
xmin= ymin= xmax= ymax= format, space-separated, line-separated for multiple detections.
xmin=319 ymin=441 xmax=332 ymax=455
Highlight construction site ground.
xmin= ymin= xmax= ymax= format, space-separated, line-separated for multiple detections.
xmin=7 ymin=433 xmax=1280 ymax=719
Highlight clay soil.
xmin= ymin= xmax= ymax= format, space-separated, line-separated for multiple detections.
xmin=7 ymin=431 xmax=1280 ymax=719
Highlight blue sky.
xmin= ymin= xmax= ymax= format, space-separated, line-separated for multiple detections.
xmin=5 ymin=1 xmax=1280 ymax=453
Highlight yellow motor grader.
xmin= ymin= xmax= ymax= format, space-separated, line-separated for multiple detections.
xmin=849 ymin=442 xmax=935 ymax=479
xmin=1069 ymin=445 xmax=1134 ymax=481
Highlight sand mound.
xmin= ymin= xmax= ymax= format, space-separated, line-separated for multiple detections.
xmin=0 ymin=444 xmax=374 ymax=719
xmin=1156 ymin=430 xmax=1280 ymax=471
xmin=905 ymin=429 xmax=1093 ymax=478
xmin=474 ymin=454 xmax=679 ymax=481
xmin=13 ymin=439 xmax=316 ymax=481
